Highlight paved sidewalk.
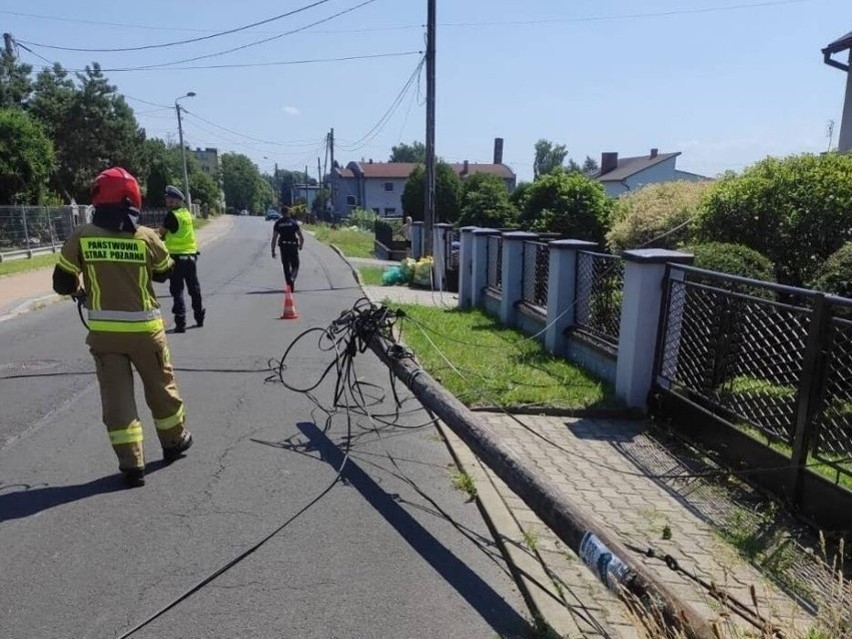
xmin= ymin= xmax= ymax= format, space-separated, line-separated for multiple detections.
xmin=353 ymin=271 xmax=816 ymax=637
xmin=0 ymin=215 xmax=234 ymax=321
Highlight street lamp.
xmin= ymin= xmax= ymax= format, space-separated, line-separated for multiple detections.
xmin=175 ymin=91 xmax=196 ymax=208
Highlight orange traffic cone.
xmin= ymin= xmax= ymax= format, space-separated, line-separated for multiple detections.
xmin=280 ymin=285 xmax=299 ymax=320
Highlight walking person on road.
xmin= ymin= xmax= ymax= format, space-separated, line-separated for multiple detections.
xmin=52 ymin=168 xmax=193 ymax=488
xmin=160 ymin=185 xmax=205 ymax=333
xmin=271 ymin=206 xmax=304 ymax=292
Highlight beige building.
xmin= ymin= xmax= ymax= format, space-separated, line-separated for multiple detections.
xmin=191 ymin=147 xmax=225 ymax=210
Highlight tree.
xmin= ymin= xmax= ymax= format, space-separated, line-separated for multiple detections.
xmin=401 ymin=162 xmax=461 ymax=223
xmin=510 ymin=181 xmax=533 ymax=211
xmin=272 ymin=169 xmax=313 ymax=206
xmin=695 ymin=153 xmax=852 ymax=286
xmin=29 ymin=63 xmax=147 ymax=202
xmin=582 ymin=156 xmax=600 ymax=174
xmin=458 ymin=172 xmax=518 ymax=228
xmin=389 ymin=141 xmax=426 ymax=163
xmin=0 ymin=108 xmax=54 ymax=204
xmin=813 ymin=241 xmax=852 ymax=298
xmin=533 ymin=139 xmax=568 ymax=180
xmin=606 ymin=181 xmax=712 ymax=251
xmin=0 ymin=52 xmax=33 ymax=109
xmin=222 ymin=152 xmax=272 ymax=212
xmin=522 ymin=170 xmax=613 ymax=242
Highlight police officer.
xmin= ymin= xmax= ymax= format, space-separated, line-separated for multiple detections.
xmin=161 ymin=185 xmax=205 ymax=333
xmin=271 ymin=206 xmax=304 ymax=291
xmin=52 ymin=168 xmax=193 ymax=488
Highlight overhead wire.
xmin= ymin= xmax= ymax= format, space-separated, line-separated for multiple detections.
xmin=17 ymin=0 xmax=337 ymax=52
xmin=129 ymin=50 xmax=423 ymax=72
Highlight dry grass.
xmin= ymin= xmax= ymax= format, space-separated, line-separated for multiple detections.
xmin=622 ymin=537 xmax=849 ymax=639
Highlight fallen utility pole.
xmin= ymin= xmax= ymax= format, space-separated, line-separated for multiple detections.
xmin=368 ymin=333 xmax=716 ymax=639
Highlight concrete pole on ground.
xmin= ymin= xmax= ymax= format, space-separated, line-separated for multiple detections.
xmin=545 ymin=240 xmax=597 ymax=356
xmin=500 ymin=231 xmax=537 ymax=327
xmin=615 ymin=249 xmax=693 ymax=410
xmin=470 ymin=228 xmax=499 ymax=309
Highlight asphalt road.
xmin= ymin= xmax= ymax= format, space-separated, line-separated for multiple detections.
xmin=0 ymin=218 xmax=530 ymax=639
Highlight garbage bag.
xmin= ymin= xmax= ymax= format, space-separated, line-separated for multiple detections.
xmin=412 ymin=257 xmax=434 ymax=288
xmin=382 ymin=265 xmax=408 ymax=286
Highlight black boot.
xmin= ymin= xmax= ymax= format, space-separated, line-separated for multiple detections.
xmin=174 ymin=316 xmax=186 ymax=334
xmin=122 ymin=468 xmax=145 ymax=488
xmin=163 ymin=433 xmax=193 ymax=464
xmin=195 ymin=308 xmax=206 ymax=328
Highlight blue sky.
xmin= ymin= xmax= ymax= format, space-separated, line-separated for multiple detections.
xmin=3 ymin=0 xmax=850 ymax=181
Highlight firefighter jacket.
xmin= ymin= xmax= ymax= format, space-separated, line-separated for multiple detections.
xmin=56 ymin=224 xmax=174 ymax=334
xmin=163 ymin=207 xmax=198 ymax=256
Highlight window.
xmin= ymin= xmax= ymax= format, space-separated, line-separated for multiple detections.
xmin=372 ymin=208 xmax=380 ymax=214
xmin=384 ymin=182 xmax=394 ymax=192
xmin=346 ymin=195 xmax=357 ymax=206
xmin=384 ymin=208 xmax=396 ymax=216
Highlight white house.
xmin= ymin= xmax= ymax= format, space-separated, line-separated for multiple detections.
xmin=591 ymin=149 xmax=709 ymax=197
xmin=823 ymin=31 xmax=852 ymax=152
xmin=331 ymin=160 xmax=517 ymax=217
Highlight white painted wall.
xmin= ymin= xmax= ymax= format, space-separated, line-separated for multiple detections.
xmin=362 ymin=178 xmax=407 ymax=216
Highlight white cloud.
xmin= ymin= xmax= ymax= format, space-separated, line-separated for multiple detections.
xmin=282 ymin=106 xmax=300 ymax=116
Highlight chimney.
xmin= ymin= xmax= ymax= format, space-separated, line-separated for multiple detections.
xmin=600 ymin=152 xmax=619 ymax=175
xmin=462 ymin=160 xmax=469 ymax=175
xmin=493 ymin=137 xmax=504 ymax=164
xmin=650 ymin=148 xmax=659 ymax=159
xmin=369 ymin=158 xmax=373 ymax=164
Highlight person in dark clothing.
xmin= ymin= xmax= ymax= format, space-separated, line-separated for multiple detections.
xmin=271 ymin=206 xmax=304 ymax=292
xmin=159 ymin=185 xmax=205 ymax=333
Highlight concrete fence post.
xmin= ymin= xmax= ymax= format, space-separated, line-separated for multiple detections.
xmin=433 ymin=223 xmax=453 ymax=291
xmin=411 ymin=221 xmax=424 ymax=259
xmin=458 ymin=226 xmax=477 ymax=309
xmin=545 ymin=240 xmax=598 ymax=356
xmin=470 ymin=228 xmax=499 ymax=309
xmin=615 ymin=249 xmax=694 ymax=410
xmin=500 ymin=231 xmax=538 ymax=327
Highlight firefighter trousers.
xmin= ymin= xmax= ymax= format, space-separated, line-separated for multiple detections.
xmin=88 ymin=330 xmax=188 ymax=471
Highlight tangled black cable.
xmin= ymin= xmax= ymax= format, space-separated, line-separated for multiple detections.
xmin=116 ymin=298 xmax=414 ymax=638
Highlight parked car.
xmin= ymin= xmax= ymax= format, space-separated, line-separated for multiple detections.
xmin=265 ymin=210 xmax=281 ymax=221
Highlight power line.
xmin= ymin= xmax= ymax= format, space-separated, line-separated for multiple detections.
xmin=339 ymin=56 xmax=426 ymax=152
xmin=110 ymin=50 xmax=421 ymax=72
xmin=181 ymin=109 xmax=329 ymax=148
xmin=16 ymin=0 xmax=335 ymax=52
xmin=31 ymin=0 xmax=380 ymax=73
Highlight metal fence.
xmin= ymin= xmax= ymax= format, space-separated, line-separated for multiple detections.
xmin=574 ymin=251 xmax=625 ymax=348
xmin=0 ymin=206 xmax=79 ymax=258
xmin=521 ymin=241 xmax=549 ymax=311
xmin=487 ymin=235 xmax=502 ymax=292
xmin=656 ymin=266 xmax=852 ymax=486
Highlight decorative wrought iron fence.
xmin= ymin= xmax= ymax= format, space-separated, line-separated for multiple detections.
xmin=574 ymin=251 xmax=625 ymax=348
xmin=487 ymin=235 xmax=502 ymax=292
xmin=656 ymin=266 xmax=852 ymax=486
xmin=521 ymin=241 xmax=549 ymax=311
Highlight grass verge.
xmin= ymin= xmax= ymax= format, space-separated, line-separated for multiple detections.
xmin=395 ymin=304 xmax=618 ymax=410
xmin=358 ymin=266 xmax=385 ymax=286
xmin=306 ymin=223 xmax=374 ymax=258
xmin=0 ymin=252 xmax=59 ymax=277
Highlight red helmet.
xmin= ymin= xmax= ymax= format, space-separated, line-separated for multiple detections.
xmin=91 ymin=167 xmax=142 ymax=209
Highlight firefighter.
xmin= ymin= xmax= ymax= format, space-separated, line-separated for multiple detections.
xmin=52 ymin=168 xmax=193 ymax=488
xmin=160 ymin=185 xmax=205 ymax=333
xmin=271 ymin=206 xmax=304 ymax=291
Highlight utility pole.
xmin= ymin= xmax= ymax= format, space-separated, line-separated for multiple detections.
xmin=3 ymin=33 xmax=14 ymax=56
xmin=174 ymin=91 xmax=196 ymax=208
xmin=329 ymin=128 xmax=335 ymax=170
xmin=424 ymin=0 xmax=437 ymax=255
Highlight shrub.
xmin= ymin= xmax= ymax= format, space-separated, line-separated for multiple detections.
xmin=686 ymin=242 xmax=775 ymax=281
xmin=346 ymin=207 xmax=378 ymax=231
xmin=457 ymin=172 xmax=518 ymax=228
xmin=607 ymin=181 xmax=712 ymax=251
xmin=521 ymin=170 xmax=613 ymax=242
xmin=813 ymin=241 xmax=852 ymax=299
xmin=694 ymin=153 xmax=852 ymax=287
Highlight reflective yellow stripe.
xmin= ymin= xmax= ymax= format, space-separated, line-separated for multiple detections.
xmin=80 ymin=237 xmax=146 ymax=264
xmin=154 ymin=405 xmax=185 ymax=430
xmin=88 ymin=309 xmax=161 ymax=321
xmin=109 ymin=423 xmax=143 ymax=446
xmin=88 ymin=318 xmax=164 ymax=333
xmin=87 ymin=265 xmax=101 ymax=310
xmin=153 ymin=256 xmax=173 ymax=272
xmin=58 ymin=255 xmax=80 ymax=274
xmin=139 ymin=266 xmax=151 ymax=310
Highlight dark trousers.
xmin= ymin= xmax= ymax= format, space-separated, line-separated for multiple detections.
xmin=279 ymin=245 xmax=300 ymax=289
xmin=170 ymin=255 xmax=204 ymax=324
